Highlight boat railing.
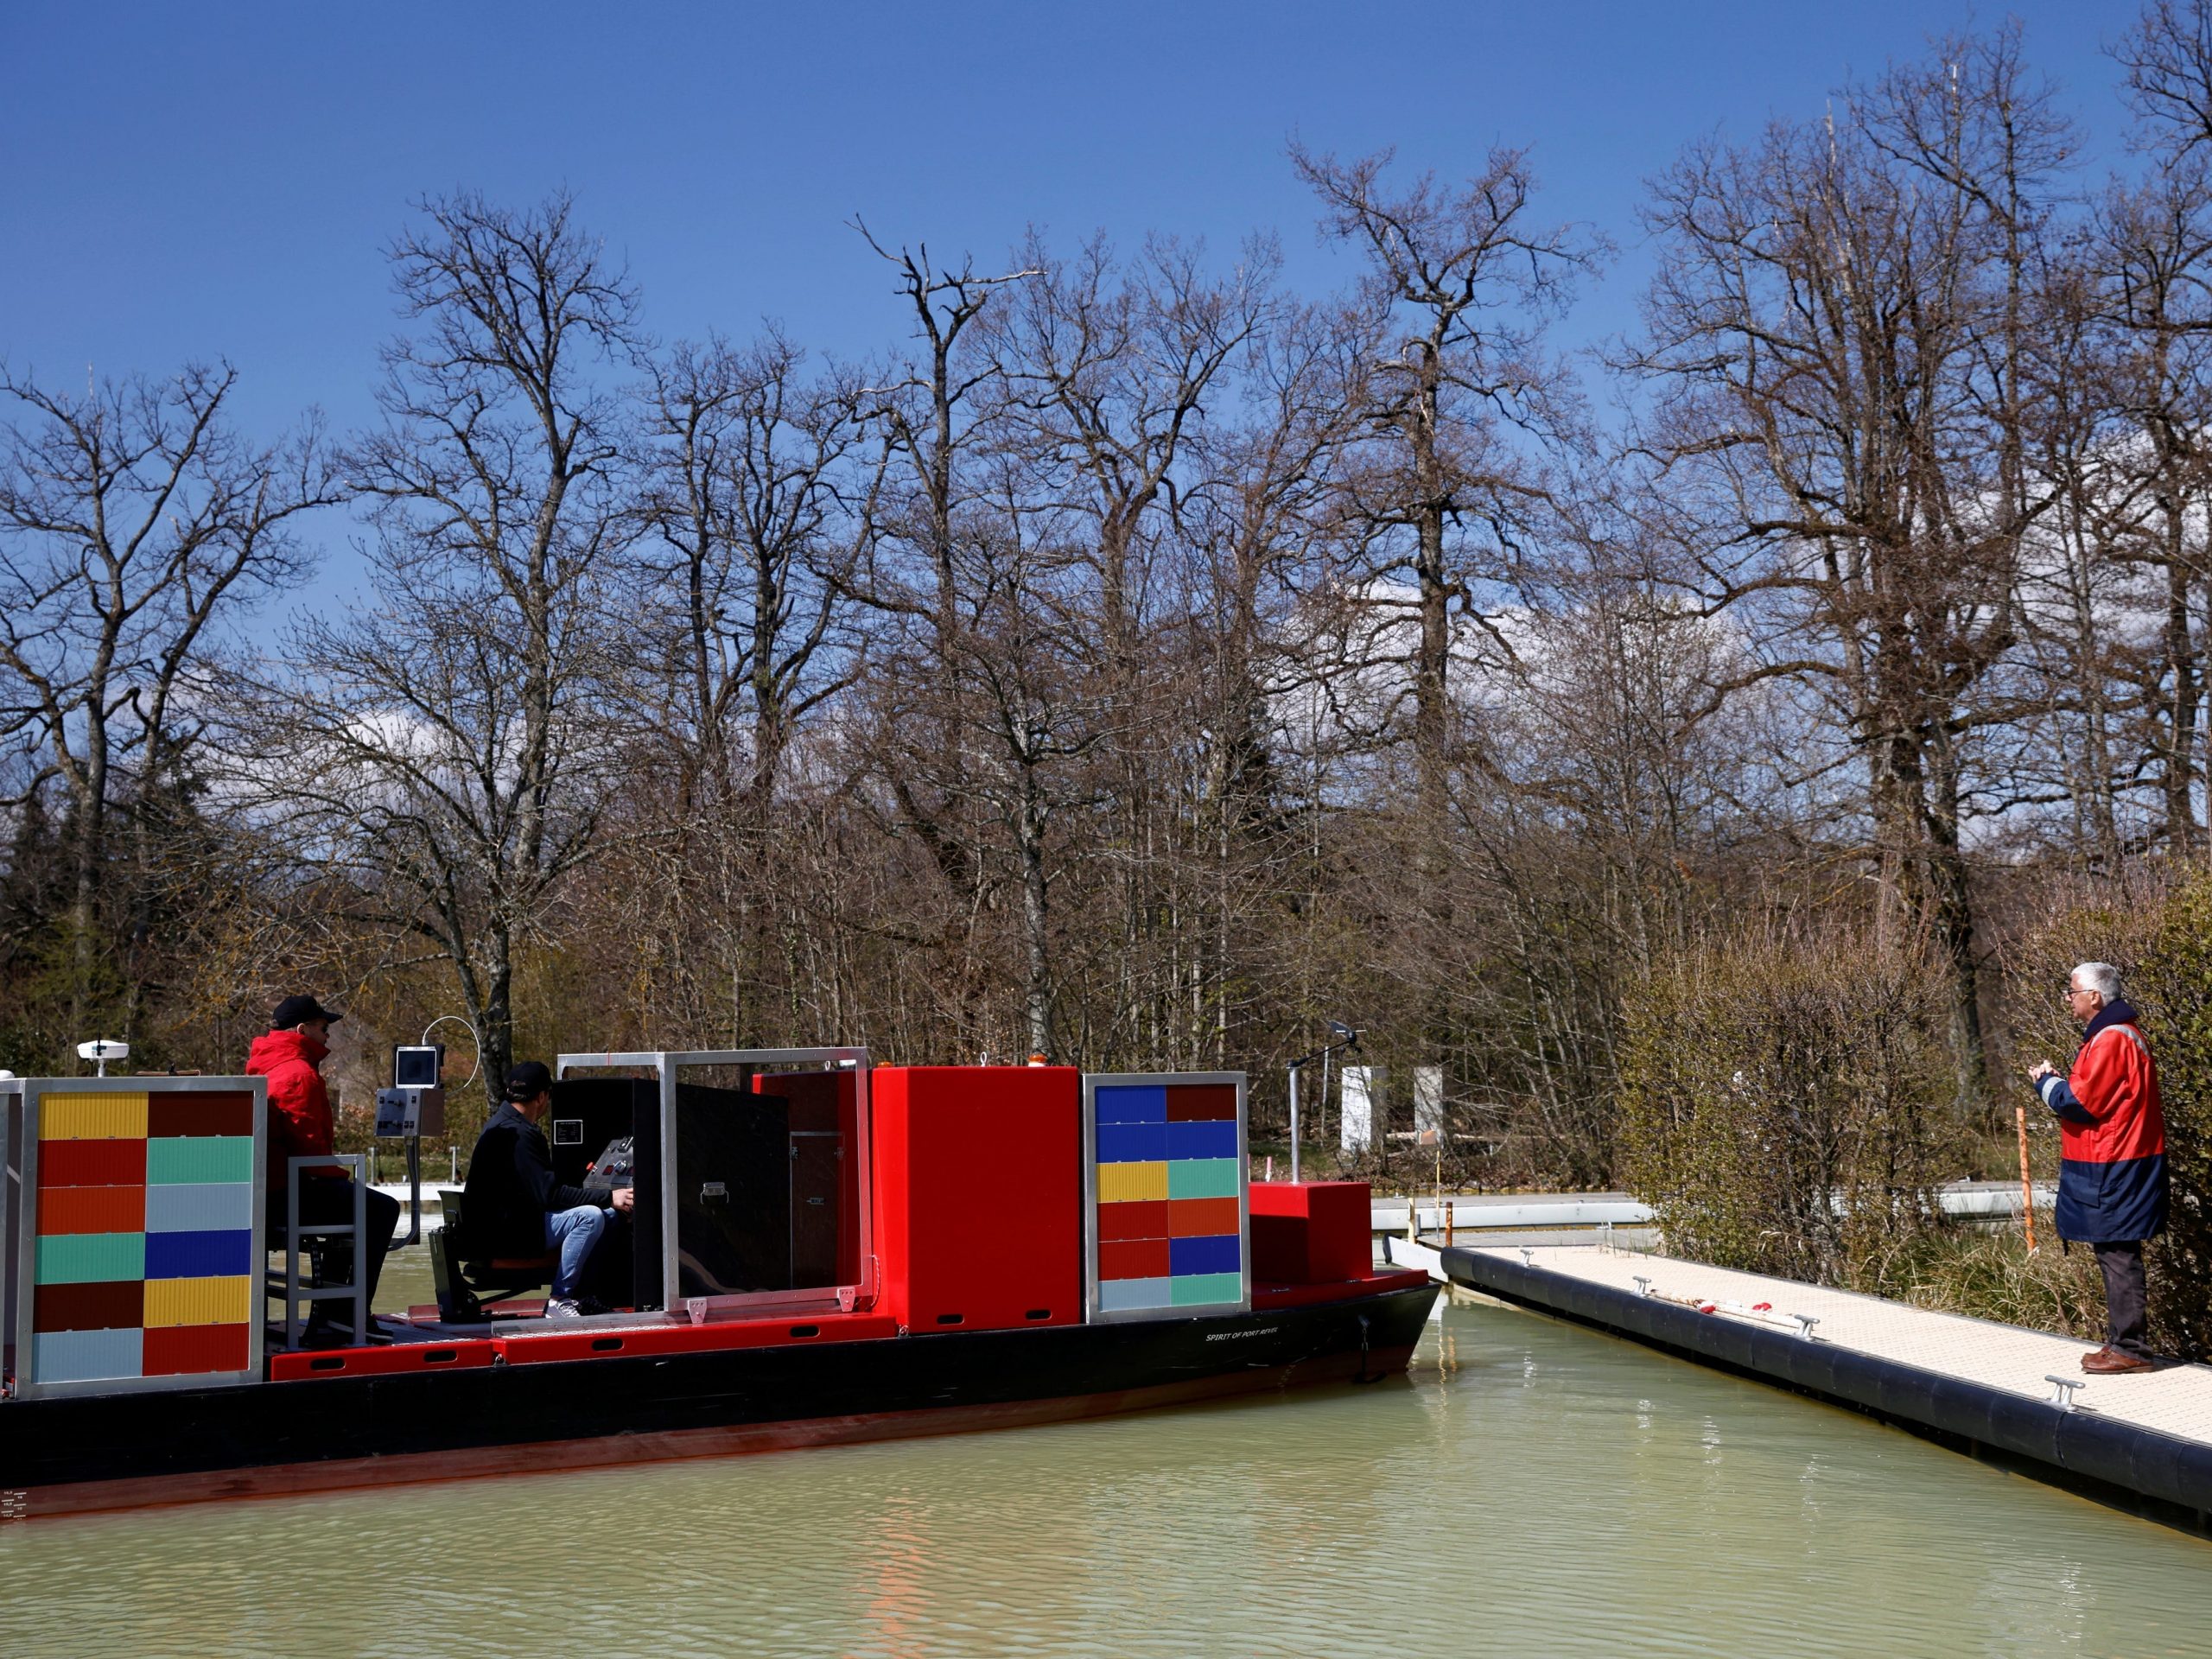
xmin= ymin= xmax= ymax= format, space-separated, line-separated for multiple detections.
xmin=270 ymin=1154 xmax=368 ymax=1351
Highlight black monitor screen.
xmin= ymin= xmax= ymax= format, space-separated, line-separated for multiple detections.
xmin=393 ymin=1045 xmax=442 ymax=1088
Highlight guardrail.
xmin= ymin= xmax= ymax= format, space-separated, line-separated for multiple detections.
xmin=1370 ymin=1179 xmax=2056 ymax=1236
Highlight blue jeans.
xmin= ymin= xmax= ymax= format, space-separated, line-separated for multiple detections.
xmin=544 ymin=1205 xmax=609 ymax=1299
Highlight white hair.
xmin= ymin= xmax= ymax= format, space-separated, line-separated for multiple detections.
xmin=2072 ymin=961 xmax=2122 ymax=1002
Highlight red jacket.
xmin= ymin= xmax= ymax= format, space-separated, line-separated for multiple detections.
xmin=247 ymin=1027 xmax=335 ymax=1175
xmin=2035 ymin=998 xmax=2168 ymax=1242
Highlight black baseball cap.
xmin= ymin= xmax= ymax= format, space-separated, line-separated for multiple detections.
xmin=271 ymin=995 xmax=343 ymax=1030
xmin=504 ymin=1060 xmax=554 ymax=1102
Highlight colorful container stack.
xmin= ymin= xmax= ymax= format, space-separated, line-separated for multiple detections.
xmin=1090 ymin=1077 xmax=1246 ymax=1314
xmin=28 ymin=1087 xmax=258 ymax=1389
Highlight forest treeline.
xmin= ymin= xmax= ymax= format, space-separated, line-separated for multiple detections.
xmin=10 ymin=8 xmax=2212 ymax=1195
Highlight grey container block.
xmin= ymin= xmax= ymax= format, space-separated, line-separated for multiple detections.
xmin=32 ymin=1326 xmax=143 ymax=1384
xmin=144 ymin=1180 xmax=254 ymax=1235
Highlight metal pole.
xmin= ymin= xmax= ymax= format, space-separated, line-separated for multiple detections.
xmin=2015 ymin=1104 xmax=2038 ymax=1255
xmin=404 ymin=1135 xmax=423 ymax=1247
xmin=1288 ymin=1065 xmax=1300 ymax=1184
xmin=1319 ymin=1049 xmax=1332 ymax=1158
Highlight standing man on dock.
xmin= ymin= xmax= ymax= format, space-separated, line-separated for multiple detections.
xmin=2027 ymin=963 xmax=2168 ymax=1376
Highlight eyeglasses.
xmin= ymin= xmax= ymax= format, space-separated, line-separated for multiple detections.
xmin=2063 ymin=983 xmax=2092 ymax=998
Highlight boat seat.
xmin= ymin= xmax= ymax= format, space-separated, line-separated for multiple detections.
xmin=429 ymin=1187 xmax=556 ymax=1321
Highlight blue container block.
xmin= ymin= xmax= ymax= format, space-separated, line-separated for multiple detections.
xmin=145 ymin=1181 xmax=254 ymax=1236
xmin=1169 ymin=1234 xmax=1242 ymax=1277
xmin=1093 ymin=1085 xmax=1166 ymax=1124
xmin=144 ymin=1228 xmax=253 ymax=1280
xmin=1098 ymin=1276 xmax=1174 ymax=1312
xmin=1166 ymin=1119 xmax=1238 ymax=1162
xmin=32 ymin=1326 xmax=143 ymax=1384
xmin=1096 ymin=1122 xmax=1167 ymax=1165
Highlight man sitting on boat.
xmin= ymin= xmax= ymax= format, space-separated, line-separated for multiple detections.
xmin=464 ymin=1062 xmax=635 ymax=1318
xmin=249 ymin=994 xmax=401 ymax=1336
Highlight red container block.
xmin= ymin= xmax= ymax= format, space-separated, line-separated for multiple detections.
xmin=37 ymin=1139 xmax=147 ymax=1189
xmin=1166 ymin=1197 xmax=1238 ymax=1238
xmin=1249 ymin=1181 xmax=1372 ymax=1284
xmin=1099 ymin=1237 xmax=1171 ymax=1281
xmin=148 ymin=1090 xmax=255 ymax=1139
xmin=36 ymin=1184 xmax=146 ymax=1236
xmin=1166 ymin=1084 xmax=1236 ymax=1122
xmin=871 ymin=1066 xmax=1083 ymax=1332
xmin=143 ymin=1323 xmax=249 ymax=1376
xmin=1096 ymin=1199 xmax=1169 ymax=1243
xmin=34 ymin=1280 xmax=144 ymax=1332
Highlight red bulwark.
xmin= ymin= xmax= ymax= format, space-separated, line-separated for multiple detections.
xmin=871 ymin=1067 xmax=1083 ymax=1332
xmin=1249 ymin=1181 xmax=1372 ymax=1284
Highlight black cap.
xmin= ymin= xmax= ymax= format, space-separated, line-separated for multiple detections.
xmin=504 ymin=1061 xmax=553 ymax=1102
xmin=271 ymin=994 xmax=342 ymax=1030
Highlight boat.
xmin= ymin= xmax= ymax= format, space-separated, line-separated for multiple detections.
xmin=0 ymin=1049 xmax=1436 ymax=1517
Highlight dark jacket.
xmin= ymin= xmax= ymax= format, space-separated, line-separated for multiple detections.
xmin=463 ymin=1102 xmax=599 ymax=1258
xmin=2035 ymin=997 xmax=2168 ymax=1244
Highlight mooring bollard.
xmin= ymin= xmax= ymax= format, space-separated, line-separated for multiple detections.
xmin=2045 ymin=1375 xmax=2083 ymax=1413
xmin=1633 ymin=1274 xmax=1652 ymax=1298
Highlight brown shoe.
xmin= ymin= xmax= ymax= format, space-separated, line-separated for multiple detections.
xmin=2082 ymin=1347 xmax=2156 ymax=1375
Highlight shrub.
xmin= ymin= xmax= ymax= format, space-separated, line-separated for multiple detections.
xmin=1620 ymin=928 xmax=1963 ymax=1287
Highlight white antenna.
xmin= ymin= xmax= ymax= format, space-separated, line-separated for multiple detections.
xmin=75 ymin=1039 xmax=129 ymax=1078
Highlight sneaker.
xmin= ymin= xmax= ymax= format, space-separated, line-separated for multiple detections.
xmin=543 ymin=1299 xmax=583 ymax=1319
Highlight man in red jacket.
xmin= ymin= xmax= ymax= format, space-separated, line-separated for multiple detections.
xmin=2027 ymin=962 xmax=2169 ymax=1376
xmin=247 ymin=994 xmax=401 ymax=1327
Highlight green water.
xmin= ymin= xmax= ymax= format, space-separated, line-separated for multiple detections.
xmin=3 ymin=1262 xmax=2209 ymax=1657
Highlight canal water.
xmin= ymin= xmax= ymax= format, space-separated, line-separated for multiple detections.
xmin=3 ymin=1269 xmax=2209 ymax=1657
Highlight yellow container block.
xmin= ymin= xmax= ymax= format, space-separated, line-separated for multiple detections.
xmin=143 ymin=1274 xmax=252 ymax=1328
xmin=1096 ymin=1161 xmax=1168 ymax=1205
xmin=39 ymin=1092 xmax=149 ymax=1141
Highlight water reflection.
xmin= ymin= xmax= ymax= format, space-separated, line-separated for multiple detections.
xmin=2 ymin=1299 xmax=2208 ymax=1657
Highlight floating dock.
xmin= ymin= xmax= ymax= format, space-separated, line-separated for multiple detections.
xmin=1390 ymin=1238 xmax=2212 ymax=1531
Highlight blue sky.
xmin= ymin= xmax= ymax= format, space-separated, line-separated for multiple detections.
xmin=1 ymin=2 xmax=2141 ymax=609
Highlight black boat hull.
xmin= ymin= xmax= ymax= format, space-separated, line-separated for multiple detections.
xmin=0 ymin=1282 xmax=1436 ymax=1517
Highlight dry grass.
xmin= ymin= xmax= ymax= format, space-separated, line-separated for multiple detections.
xmin=1862 ymin=1213 xmax=2110 ymax=1341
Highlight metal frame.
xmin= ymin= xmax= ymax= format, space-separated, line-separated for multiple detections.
xmin=2 ymin=1079 xmax=20 ymax=1395
xmin=276 ymin=1153 xmax=370 ymax=1351
xmin=10 ymin=1075 xmax=267 ymax=1401
xmin=1081 ymin=1071 xmax=1250 ymax=1325
xmin=554 ymin=1047 xmax=875 ymax=1319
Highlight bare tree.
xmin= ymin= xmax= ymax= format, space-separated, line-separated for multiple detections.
xmin=1628 ymin=42 xmax=2074 ymax=1103
xmin=0 ymin=361 xmax=337 ymax=1046
xmin=631 ymin=330 xmax=879 ymax=1041
xmin=272 ymin=192 xmax=641 ymax=1090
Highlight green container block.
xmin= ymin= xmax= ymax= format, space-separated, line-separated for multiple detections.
xmin=145 ymin=1135 xmax=253 ymax=1185
xmin=1170 ymin=1272 xmax=1243 ymax=1306
xmin=35 ymin=1232 xmax=145 ymax=1286
xmin=1166 ymin=1158 xmax=1240 ymax=1200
